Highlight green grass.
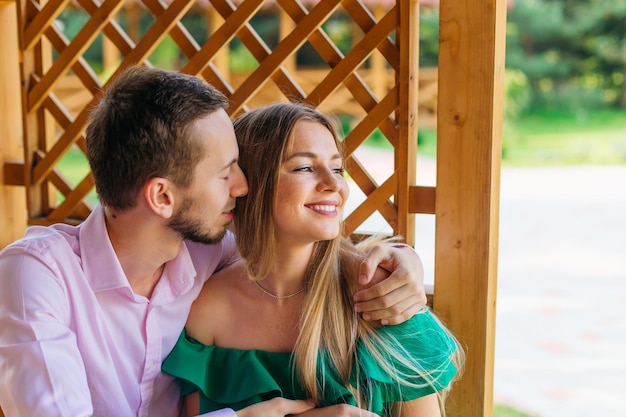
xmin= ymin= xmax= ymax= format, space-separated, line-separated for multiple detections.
xmin=494 ymin=403 xmax=538 ymax=417
xmin=503 ymin=108 xmax=626 ymax=165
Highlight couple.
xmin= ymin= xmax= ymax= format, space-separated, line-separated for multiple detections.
xmin=0 ymin=66 xmax=461 ymax=417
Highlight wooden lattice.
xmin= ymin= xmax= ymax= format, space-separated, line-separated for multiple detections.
xmin=15 ymin=0 xmax=426 ymax=243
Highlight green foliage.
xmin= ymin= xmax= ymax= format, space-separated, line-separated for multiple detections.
xmin=419 ymin=8 xmax=440 ymax=67
xmin=506 ymin=0 xmax=626 ymax=110
xmin=149 ymin=35 xmax=182 ymax=69
xmin=229 ymin=44 xmax=259 ymax=72
xmin=504 ymin=69 xmax=532 ymax=119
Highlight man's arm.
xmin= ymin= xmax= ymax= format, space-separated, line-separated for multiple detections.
xmin=348 ymin=241 xmax=426 ymax=325
xmin=0 ymin=250 xmax=93 ymax=416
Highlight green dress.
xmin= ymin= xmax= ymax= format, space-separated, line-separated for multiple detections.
xmin=162 ymin=310 xmax=457 ymax=416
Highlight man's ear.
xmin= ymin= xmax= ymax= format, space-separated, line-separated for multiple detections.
xmin=143 ymin=177 xmax=176 ymax=219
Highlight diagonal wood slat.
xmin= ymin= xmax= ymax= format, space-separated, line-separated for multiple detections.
xmin=46 ymin=169 xmax=93 ymax=218
xmin=44 ymin=23 xmax=103 ymax=94
xmin=33 ymin=0 xmax=198 ymax=187
xmin=277 ymin=0 xmax=398 ymax=143
xmin=344 ymin=88 xmax=399 ymax=153
xmin=27 ymin=0 xmax=126 ymax=111
xmin=77 ymin=0 xmax=135 ymax=56
xmin=106 ymin=0 xmax=196 ymax=71
xmin=345 ymin=156 xmax=397 ymax=223
xmin=306 ymin=7 xmax=396 ymax=109
xmin=23 ymin=0 xmax=71 ymax=51
xmin=343 ymin=173 xmax=398 ymax=235
xmin=182 ymin=0 xmax=265 ymax=76
xmin=141 ymin=0 xmax=204 ymax=62
xmin=48 ymin=172 xmax=94 ymax=220
xmin=343 ymin=0 xmax=398 ymax=70
xmin=32 ymin=108 xmax=88 ymax=185
xmin=229 ymin=0 xmax=343 ymax=113
xmin=211 ymin=0 xmax=306 ymax=104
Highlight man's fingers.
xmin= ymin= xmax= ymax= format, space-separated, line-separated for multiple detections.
xmin=358 ymin=291 xmax=421 ymax=323
xmin=354 ymin=267 xmax=413 ymax=303
xmin=358 ymin=245 xmax=391 ymax=285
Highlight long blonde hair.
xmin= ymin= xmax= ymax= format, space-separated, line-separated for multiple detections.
xmin=233 ymin=103 xmax=463 ymax=414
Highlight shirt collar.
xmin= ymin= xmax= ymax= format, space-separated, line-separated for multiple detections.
xmin=79 ymin=205 xmax=197 ymax=300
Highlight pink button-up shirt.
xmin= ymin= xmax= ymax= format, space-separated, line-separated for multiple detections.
xmin=0 ymin=205 xmax=237 ymax=417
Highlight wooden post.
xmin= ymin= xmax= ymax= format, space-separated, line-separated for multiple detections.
xmin=0 ymin=0 xmax=27 ymax=249
xmin=396 ymin=0 xmax=419 ymax=245
xmin=434 ymin=0 xmax=506 ymax=416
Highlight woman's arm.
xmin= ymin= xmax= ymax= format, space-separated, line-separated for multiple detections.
xmin=393 ymin=393 xmax=441 ymax=417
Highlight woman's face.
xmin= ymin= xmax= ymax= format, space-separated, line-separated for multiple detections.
xmin=273 ymin=120 xmax=349 ymax=246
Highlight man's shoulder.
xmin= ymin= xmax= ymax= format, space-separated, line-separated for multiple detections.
xmin=2 ymin=223 xmax=79 ymax=257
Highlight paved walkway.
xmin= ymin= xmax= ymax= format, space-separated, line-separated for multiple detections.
xmin=348 ymin=147 xmax=626 ymax=417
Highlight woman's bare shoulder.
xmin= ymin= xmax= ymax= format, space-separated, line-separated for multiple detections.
xmin=185 ymin=259 xmax=247 ymax=344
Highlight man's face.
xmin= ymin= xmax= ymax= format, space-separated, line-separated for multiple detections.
xmin=167 ymin=109 xmax=248 ymax=244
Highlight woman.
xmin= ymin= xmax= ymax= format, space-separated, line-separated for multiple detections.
xmin=163 ymin=103 xmax=464 ymax=416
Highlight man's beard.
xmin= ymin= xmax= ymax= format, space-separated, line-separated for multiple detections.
xmin=167 ymin=198 xmax=228 ymax=245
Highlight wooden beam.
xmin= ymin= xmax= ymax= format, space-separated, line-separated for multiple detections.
xmin=434 ymin=0 xmax=506 ymax=416
xmin=408 ymin=185 xmax=435 ymax=214
xmin=0 ymin=1 xmax=27 ymax=249
xmin=2 ymin=161 xmax=25 ymax=186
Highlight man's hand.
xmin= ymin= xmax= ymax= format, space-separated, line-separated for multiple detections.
xmin=295 ymin=404 xmax=380 ymax=416
xmin=235 ymin=397 xmax=315 ymax=417
xmin=353 ymin=243 xmax=427 ymax=325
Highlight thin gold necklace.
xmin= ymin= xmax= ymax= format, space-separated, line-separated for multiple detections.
xmin=254 ymin=280 xmax=306 ymax=300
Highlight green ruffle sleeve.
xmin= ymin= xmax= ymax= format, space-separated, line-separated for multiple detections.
xmin=162 ymin=310 xmax=457 ymax=416
xmin=351 ymin=309 xmax=458 ymax=414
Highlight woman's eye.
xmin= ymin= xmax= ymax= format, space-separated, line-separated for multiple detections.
xmin=294 ymin=166 xmax=313 ymax=172
xmin=333 ymin=167 xmax=345 ymax=175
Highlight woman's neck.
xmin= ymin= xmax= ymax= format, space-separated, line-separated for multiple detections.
xmin=259 ymin=243 xmax=313 ymax=298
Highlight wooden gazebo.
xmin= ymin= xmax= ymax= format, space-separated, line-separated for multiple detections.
xmin=0 ymin=0 xmax=505 ymax=416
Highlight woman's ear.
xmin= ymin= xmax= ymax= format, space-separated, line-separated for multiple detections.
xmin=143 ymin=177 xmax=176 ymax=219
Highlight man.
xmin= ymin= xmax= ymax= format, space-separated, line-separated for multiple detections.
xmin=0 ymin=66 xmax=426 ymax=417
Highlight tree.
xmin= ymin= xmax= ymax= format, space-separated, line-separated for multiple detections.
xmin=505 ymin=0 xmax=626 ymax=110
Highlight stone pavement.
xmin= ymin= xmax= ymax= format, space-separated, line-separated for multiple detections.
xmin=347 ymin=147 xmax=626 ymax=417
